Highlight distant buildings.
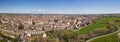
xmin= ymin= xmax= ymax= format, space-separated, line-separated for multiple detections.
xmin=0 ymin=14 xmax=98 ymax=42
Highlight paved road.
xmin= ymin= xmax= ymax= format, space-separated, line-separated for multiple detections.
xmin=86 ymin=30 xmax=119 ymax=42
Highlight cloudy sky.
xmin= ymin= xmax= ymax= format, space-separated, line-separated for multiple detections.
xmin=0 ymin=0 xmax=120 ymax=14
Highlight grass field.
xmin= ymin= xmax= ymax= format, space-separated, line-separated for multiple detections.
xmin=79 ymin=17 xmax=119 ymax=34
xmin=90 ymin=33 xmax=119 ymax=42
xmin=88 ymin=18 xmax=120 ymax=42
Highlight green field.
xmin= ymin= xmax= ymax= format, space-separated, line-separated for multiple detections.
xmin=90 ymin=33 xmax=119 ymax=42
xmin=86 ymin=18 xmax=120 ymax=42
xmin=79 ymin=17 xmax=119 ymax=34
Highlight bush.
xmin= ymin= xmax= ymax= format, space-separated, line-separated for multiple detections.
xmin=18 ymin=23 xmax=24 ymax=30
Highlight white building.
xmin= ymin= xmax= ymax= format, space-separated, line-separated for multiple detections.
xmin=43 ymin=33 xmax=47 ymax=38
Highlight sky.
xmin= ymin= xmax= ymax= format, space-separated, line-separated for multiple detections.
xmin=0 ymin=0 xmax=120 ymax=14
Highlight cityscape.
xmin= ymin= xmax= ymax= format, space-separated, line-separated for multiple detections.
xmin=0 ymin=0 xmax=120 ymax=42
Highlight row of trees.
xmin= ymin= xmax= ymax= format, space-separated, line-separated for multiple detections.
xmin=46 ymin=29 xmax=87 ymax=42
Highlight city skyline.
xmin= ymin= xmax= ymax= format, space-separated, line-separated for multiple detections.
xmin=0 ymin=0 xmax=120 ymax=14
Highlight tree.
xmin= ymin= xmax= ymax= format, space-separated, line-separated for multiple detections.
xmin=92 ymin=28 xmax=108 ymax=36
xmin=47 ymin=29 xmax=77 ymax=42
xmin=47 ymin=38 xmax=59 ymax=42
xmin=115 ymin=20 xmax=120 ymax=23
xmin=18 ymin=23 xmax=24 ymax=30
xmin=106 ymin=21 xmax=118 ymax=32
xmin=76 ymin=34 xmax=88 ymax=42
xmin=0 ymin=39 xmax=7 ymax=42
xmin=32 ymin=21 xmax=35 ymax=25
xmin=54 ymin=19 xmax=58 ymax=23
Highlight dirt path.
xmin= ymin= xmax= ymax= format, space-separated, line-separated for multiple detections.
xmin=86 ymin=30 xmax=119 ymax=42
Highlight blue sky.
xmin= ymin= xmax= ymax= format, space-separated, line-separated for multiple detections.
xmin=0 ymin=0 xmax=120 ymax=14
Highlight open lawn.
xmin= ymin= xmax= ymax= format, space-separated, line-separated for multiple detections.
xmin=79 ymin=17 xmax=119 ymax=34
xmin=90 ymin=33 xmax=119 ymax=42
xmin=88 ymin=18 xmax=120 ymax=42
